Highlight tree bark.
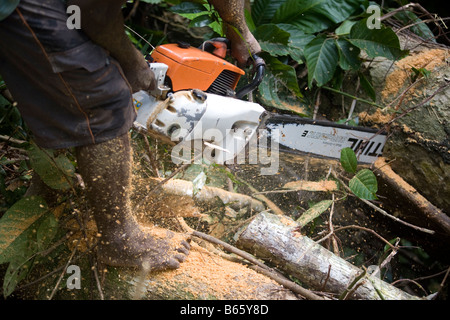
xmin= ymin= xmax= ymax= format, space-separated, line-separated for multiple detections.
xmin=236 ymin=211 xmax=423 ymax=300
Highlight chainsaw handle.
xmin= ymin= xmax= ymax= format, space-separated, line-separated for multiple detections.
xmin=235 ymin=54 xmax=265 ymax=100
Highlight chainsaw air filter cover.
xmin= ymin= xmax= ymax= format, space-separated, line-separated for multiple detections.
xmin=151 ymin=43 xmax=245 ymax=96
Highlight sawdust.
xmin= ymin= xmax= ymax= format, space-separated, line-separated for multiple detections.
xmin=149 ymin=242 xmax=282 ymax=300
xmin=283 ymin=179 xmax=338 ymax=192
xmin=381 ymin=48 xmax=449 ymax=100
xmin=358 ymin=108 xmax=393 ymax=126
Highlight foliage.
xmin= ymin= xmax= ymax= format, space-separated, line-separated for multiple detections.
xmin=0 ymin=140 xmax=76 ymax=297
xmin=168 ymin=0 xmax=438 ymax=116
xmin=340 ymin=147 xmax=378 ymax=200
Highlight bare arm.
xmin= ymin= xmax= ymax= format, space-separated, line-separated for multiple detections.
xmin=208 ymin=0 xmax=261 ymax=66
xmin=67 ymin=0 xmax=155 ymax=92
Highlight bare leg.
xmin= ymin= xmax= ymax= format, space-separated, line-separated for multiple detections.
xmin=76 ymin=133 xmax=190 ymax=269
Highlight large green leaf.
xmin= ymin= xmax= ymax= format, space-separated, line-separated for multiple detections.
xmin=304 ymin=35 xmax=339 ymax=87
xmin=28 ymin=144 xmax=75 ymax=191
xmin=349 ymin=19 xmax=409 ymax=60
xmin=252 ymin=0 xmax=287 ymax=26
xmin=340 ymin=147 xmax=358 ymax=173
xmin=271 ymin=0 xmax=364 ymax=33
xmin=3 ymin=257 xmax=34 ymax=298
xmin=272 ymin=0 xmax=332 ymax=33
xmin=358 ymin=71 xmax=376 ymax=101
xmin=349 ymin=169 xmax=378 ymax=200
xmin=257 ymin=56 xmax=307 ymax=114
xmin=276 ymin=24 xmax=315 ymax=63
xmin=335 ymin=38 xmax=361 ymax=71
xmin=315 ymin=0 xmax=366 ymax=24
xmin=189 ymin=14 xmax=214 ymax=28
xmin=264 ymin=55 xmax=302 ymax=97
xmin=169 ymin=2 xmax=206 ymax=14
xmin=253 ymin=24 xmax=290 ymax=56
xmin=0 ymin=196 xmax=48 ymax=264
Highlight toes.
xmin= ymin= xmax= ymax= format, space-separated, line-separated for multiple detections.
xmin=174 ymin=253 xmax=187 ymax=263
xmin=166 ymin=257 xmax=181 ymax=269
xmin=180 ymin=240 xmax=191 ymax=251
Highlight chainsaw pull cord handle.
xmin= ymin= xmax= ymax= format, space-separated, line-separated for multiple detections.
xmin=235 ymin=54 xmax=265 ymax=100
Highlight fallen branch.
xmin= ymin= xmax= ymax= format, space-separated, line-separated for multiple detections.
xmin=254 ymin=180 xmax=339 ymax=195
xmin=373 ymin=158 xmax=450 ymax=235
xmin=237 ymin=211 xmax=422 ymax=300
xmin=147 ymin=177 xmax=266 ymax=212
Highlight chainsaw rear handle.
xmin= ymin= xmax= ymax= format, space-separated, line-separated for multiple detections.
xmin=235 ymin=54 xmax=265 ymax=100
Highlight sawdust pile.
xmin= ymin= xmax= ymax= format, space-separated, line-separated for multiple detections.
xmin=148 ymin=242 xmax=288 ymax=300
xmin=359 ymin=108 xmax=393 ymax=126
xmin=381 ymin=48 xmax=449 ymax=100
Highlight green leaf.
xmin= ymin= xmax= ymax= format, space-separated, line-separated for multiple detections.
xmin=36 ymin=212 xmax=58 ymax=251
xmin=340 ymin=147 xmax=358 ymax=173
xmin=3 ymin=258 xmax=34 ymax=298
xmin=276 ymin=24 xmax=315 ymax=63
xmin=253 ymin=24 xmax=290 ymax=56
xmin=189 ymin=14 xmax=213 ymax=28
xmin=315 ymin=0 xmax=365 ymax=24
xmin=170 ymin=2 xmax=206 ymax=14
xmin=0 ymin=196 xmax=48 ymax=264
xmin=335 ymin=20 xmax=357 ymax=35
xmin=349 ymin=169 xmax=378 ymax=200
xmin=358 ymin=71 xmax=376 ymax=101
xmin=335 ymin=38 xmax=361 ymax=71
xmin=349 ymin=19 xmax=409 ymax=60
xmin=262 ymin=55 xmax=302 ymax=97
xmin=272 ymin=0 xmax=333 ymax=33
xmin=28 ymin=144 xmax=75 ymax=191
xmin=251 ymin=0 xmax=287 ymax=26
xmin=245 ymin=8 xmax=257 ymax=32
xmin=304 ymin=35 xmax=339 ymax=87
xmin=296 ymin=199 xmax=333 ymax=228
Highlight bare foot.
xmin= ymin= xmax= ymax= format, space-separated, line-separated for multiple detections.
xmin=96 ymin=219 xmax=190 ymax=270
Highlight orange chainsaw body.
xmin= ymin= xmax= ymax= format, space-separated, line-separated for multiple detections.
xmin=150 ymin=43 xmax=245 ymax=96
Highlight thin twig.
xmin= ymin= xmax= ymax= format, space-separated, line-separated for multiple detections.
xmin=48 ymin=246 xmax=78 ymax=300
xmin=332 ymin=170 xmax=435 ymax=235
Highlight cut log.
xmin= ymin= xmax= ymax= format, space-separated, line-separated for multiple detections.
xmin=102 ymin=242 xmax=298 ymax=300
xmin=236 ymin=211 xmax=423 ymax=300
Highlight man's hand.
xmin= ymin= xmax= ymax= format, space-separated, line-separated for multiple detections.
xmin=67 ymin=0 xmax=155 ymax=93
xmin=208 ymin=0 xmax=261 ymax=67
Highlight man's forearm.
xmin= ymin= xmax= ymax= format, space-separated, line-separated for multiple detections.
xmin=208 ymin=0 xmax=260 ymax=65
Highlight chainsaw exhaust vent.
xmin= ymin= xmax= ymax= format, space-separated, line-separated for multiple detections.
xmin=207 ymin=70 xmax=240 ymax=97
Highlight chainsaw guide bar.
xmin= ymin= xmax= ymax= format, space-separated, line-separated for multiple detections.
xmin=263 ymin=114 xmax=387 ymax=164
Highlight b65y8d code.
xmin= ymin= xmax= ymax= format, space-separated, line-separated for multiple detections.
xmin=224 ymin=305 xmax=268 ymax=315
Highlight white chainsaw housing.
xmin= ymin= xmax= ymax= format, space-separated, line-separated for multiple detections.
xmin=133 ymin=89 xmax=265 ymax=164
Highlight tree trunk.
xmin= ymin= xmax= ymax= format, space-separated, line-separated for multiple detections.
xmin=236 ymin=211 xmax=423 ymax=300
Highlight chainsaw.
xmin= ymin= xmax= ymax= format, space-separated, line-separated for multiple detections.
xmin=132 ymin=39 xmax=387 ymax=166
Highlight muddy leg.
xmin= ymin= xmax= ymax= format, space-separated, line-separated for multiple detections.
xmin=75 ymin=133 xmax=190 ymax=269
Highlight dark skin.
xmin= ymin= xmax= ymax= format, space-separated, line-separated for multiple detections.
xmin=68 ymin=0 xmax=260 ymax=269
